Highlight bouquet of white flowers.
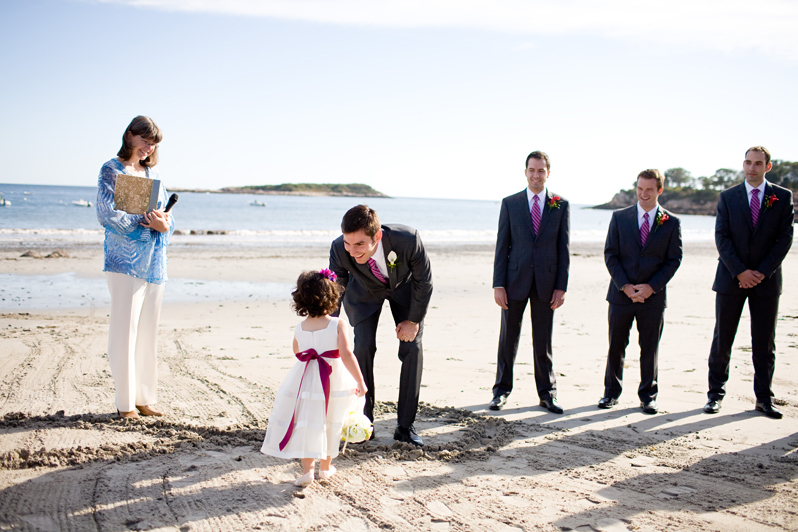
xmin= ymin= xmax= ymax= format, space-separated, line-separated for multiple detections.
xmin=340 ymin=396 xmax=373 ymax=452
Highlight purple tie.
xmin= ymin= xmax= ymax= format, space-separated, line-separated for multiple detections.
xmin=640 ymin=212 xmax=650 ymax=247
xmin=530 ymin=195 xmax=541 ymax=235
xmin=751 ymin=189 xmax=760 ymax=228
xmin=367 ymin=257 xmax=387 ymax=283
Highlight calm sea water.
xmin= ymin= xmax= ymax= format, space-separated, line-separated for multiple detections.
xmin=0 ymin=183 xmax=717 ymax=248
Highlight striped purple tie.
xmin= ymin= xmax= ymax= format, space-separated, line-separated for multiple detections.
xmin=640 ymin=212 xmax=650 ymax=247
xmin=751 ymin=189 xmax=760 ymax=228
xmin=530 ymin=195 xmax=541 ymax=235
xmin=367 ymin=257 xmax=387 ymax=283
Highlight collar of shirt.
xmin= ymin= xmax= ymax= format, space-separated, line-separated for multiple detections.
xmin=370 ymin=238 xmax=389 ymax=278
xmin=744 ymin=179 xmax=768 ymax=206
xmin=526 ymin=187 xmax=547 ymax=212
xmin=636 ymin=202 xmax=659 ymax=229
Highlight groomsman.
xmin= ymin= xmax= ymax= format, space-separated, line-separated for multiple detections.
xmin=704 ymin=146 xmax=794 ymax=419
xmin=490 ymin=151 xmax=570 ymax=414
xmin=329 ymin=205 xmax=433 ymax=445
xmin=600 ymin=169 xmax=682 ymax=414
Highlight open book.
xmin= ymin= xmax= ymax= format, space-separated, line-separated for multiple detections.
xmin=114 ymin=174 xmax=161 ymax=214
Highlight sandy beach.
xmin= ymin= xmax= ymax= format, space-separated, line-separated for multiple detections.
xmin=1 ymin=240 xmax=797 ymax=531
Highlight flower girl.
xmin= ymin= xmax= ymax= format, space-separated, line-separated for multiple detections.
xmin=261 ymin=269 xmax=367 ymax=486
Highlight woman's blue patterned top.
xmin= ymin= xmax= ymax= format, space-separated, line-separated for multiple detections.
xmin=96 ymin=158 xmax=175 ymax=284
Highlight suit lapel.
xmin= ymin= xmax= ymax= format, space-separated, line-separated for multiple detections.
xmin=736 ymin=184 xmax=755 ymax=232
xmin=381 ymin=228 xmax=397 ymax=289
xmin=519 ymin=190 xmax=537 ymax=239
xmin=755 ymin=183 xmax=774 ymax=233
xmin=537 ymin=190 xmax=553 ymax=236
xmin=624 ymin=206 xmax=643 ymax=251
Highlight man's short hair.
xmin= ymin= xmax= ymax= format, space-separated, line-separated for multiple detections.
xmin=525 ymin=151 xmax=550 ymax=170
xmin=637 ymin=169 xmax=665 ymax=189
xmin=746 ymin=146 xmax=771 ymax=165
xmin=341 ymin=204 xmax=381 ymax=237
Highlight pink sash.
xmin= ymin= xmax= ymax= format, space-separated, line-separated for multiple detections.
xmin=278 ymin=348 xmax=341 ymax=451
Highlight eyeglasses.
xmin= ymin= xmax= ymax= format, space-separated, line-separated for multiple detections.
xmin=138 ymin=135 xmax=159 ymax=149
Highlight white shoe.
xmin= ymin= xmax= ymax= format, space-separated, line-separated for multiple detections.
xmin=294 ymin=471 xmax=314 ymax=487
xmin=319 ymin=465 xmax=336 ymax=480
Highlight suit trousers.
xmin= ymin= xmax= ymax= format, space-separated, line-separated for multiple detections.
xmin=493 ymin=282 xmax=557 ymax=400
xmin=708 ymin=292 xmax=779 ymax=402
xmin=604 ymin=301 xmax=664 ymax=402
xmin=106 ymin=272 xmax=164 ymax=412
xmin=353 ymin=298 xmax=423 ymax=428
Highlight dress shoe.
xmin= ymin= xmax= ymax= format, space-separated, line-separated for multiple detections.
xmin=118 ymin=409 xmax=140 ymax=419
xmin=136 ymin=405 xmax=163 ymax=417
xmin=539 ymin=397 xmax=564 ymax=414
xmin=294 ymin=471 xmax=314 ymax=487
xmin=703 ymin=399 xmax=722 ymax=414
xmin=640 ymin=400 xmax=658 ymax=415
xmin=755 ymin=402 xmax=783 ymax=419
xmin=597 ymin=397 xmax=619 ymax=409
xmin=319 ymin=465 xmax=337 ymax=481
xmin=489 ymin=393 xmax=509 ymax=411
xmin=394 ymin=425 xmax=423 ymax=447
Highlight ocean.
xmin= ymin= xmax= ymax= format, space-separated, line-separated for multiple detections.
xmin=0 ymin=183 xmax=719 ymax=310
xmin=0 ymin=183 xmax=718 ymax=248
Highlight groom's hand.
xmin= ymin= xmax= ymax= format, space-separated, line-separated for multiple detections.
xmin=396 ymin=320 xmax=419 ymax=342
xmin=494 ymin=287 xmax=508 ymax=309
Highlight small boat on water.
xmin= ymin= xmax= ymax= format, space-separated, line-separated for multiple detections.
xmin=0 ymin=194 xmax=9 ymax=206
xmin=72 ymin=199 xmax=92 ymax=207
xmin=250 ymin=200 xmax=267 ymax=207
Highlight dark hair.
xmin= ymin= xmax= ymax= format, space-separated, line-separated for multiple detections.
xmin=525 ymin=150 xmax=550 ymax=170
xmin=637 ymin=169 xmax=664 ymax=189
xmin=746 ymin=146 xmax=771 ymax=165
xmin=117 ymin=116 xmax=163 ymax=168
xmin=292 ymin=271 xmax=343 ymax=317
xmin=341 ymin=204 xmax=381 ymax=237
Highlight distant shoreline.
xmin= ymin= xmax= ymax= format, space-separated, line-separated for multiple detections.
xmin=169 ymin=183 xmax=389 ymax=198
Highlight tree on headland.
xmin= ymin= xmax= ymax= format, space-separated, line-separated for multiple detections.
xmin=595 ymin=161 xmax=796 ymax=215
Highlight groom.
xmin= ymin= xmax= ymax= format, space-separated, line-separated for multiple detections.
xmin=329 ymin=204 xmax=433 ymax=446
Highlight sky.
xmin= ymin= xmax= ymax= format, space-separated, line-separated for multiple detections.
xmin=1 ymin=0 xmax=797 ymax=204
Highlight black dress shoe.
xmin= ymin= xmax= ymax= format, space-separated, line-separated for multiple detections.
xmin=640 ymin=400 xmax=658 ymax=414
xmin=703 ymin=399 xmax=722 ymax=414
xmin=394 ymin=425 xmax=423 ymax=447
xmin=755 ymin=402 xmax=783 ymax=419
xmin=539 ymin=397 xmax=564 ymax=414
xmin=489 ymin=393 xmax=509 ymax=411
xmin=597 ymin=397 xmax=618 ymax=409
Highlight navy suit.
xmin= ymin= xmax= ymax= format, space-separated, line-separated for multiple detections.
xmin=708 ymin=182 xmax=794 ymax=402
xmin=603 ymin=205 xmax=682 ymax=402
xmin=492 ymin=189 xmax=569 ymax=400
xmin=329 ymin=224 xmax=433 ymax=427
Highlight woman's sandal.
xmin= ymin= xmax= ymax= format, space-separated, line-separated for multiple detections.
xmin=294 ymin=471 xmax=314 ymax=487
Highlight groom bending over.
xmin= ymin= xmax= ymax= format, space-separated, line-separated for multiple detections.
xmin=330 ymin=205 xmax=433 ymax=446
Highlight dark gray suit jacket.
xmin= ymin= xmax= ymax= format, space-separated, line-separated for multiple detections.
xmin=713 ymin=182 xmax=794 ymax=296
xmin=329 ymin=224 xmax=433 ymax=326
xmin=493 ymin=189 xmax=570 ymax=301
xmin=604 ymin=205 xmax=682 ymax=306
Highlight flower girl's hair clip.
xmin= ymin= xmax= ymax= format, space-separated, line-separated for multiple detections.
xmin=319 ymin=268 xmax=337 ymax=282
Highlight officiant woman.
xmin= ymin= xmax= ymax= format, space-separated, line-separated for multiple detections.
xmin=96 ymin=115 xmax=174 ymax=419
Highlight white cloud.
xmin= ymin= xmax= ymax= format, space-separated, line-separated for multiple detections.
xmin=96 ymin=0 xmax=798 ymax=59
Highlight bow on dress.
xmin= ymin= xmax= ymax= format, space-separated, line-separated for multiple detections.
xmin=278 ymin=348 xmax=341 ymax=451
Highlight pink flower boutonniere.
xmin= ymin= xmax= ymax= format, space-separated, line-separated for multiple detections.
xmin=548 ymin=196 xmax=562 ymax=211
xmin=764 ymin=194 xmax=778 ymax=210
xmin=653 ymin=211 xmax=669 ymax=232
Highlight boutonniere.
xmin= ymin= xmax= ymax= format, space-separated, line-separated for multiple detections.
xmin=548 ymin=196 xmax=562 ymax=211
xmin=764 ymin=194 xmax=778 ymax=210
xmin=386 ymin=250 xmax=398 ymax=271
xmin=653 ymin=211 xmax=669 ymax=232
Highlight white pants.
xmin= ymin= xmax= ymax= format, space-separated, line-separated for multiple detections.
xmin=106 ymin=272 xmax=164 ymax=412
